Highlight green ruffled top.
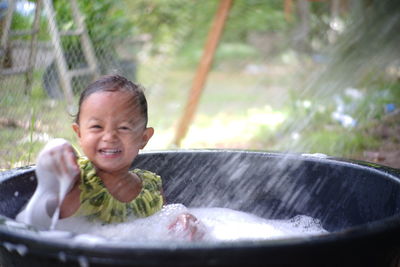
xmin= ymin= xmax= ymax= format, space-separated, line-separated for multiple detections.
xmin=73 ymin=157 xmax=164 ymax=224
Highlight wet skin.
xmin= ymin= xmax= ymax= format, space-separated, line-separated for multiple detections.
xmin=61 ymin=91 xmax=154 ymax=218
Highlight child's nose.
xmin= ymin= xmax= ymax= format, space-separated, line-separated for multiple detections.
xmin=102 ymin=129 xmax=118 ymax=141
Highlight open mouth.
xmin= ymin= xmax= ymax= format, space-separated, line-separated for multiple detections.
xmin=99 ymin=148 xmax=122 ymax=156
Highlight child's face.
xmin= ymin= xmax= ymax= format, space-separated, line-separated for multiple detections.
xmin=72 ymin=91 xmax=153 ymax=175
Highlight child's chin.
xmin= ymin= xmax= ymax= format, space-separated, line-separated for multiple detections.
xmin=94 ymin=161 xmax=126 ymax=172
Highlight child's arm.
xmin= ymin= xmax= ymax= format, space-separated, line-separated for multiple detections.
xmin=36 ymin=139 xmax=80 ymax=204
xmin=16 ymin=139 xmax=80 ymax=229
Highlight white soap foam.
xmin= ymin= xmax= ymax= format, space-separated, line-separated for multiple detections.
xmin=52 ymin=204 xmax=327 ymax=244
xmin=190 ymin=207 xmax=327 ymax=241
xmin=55 ymin=203 xmax=190 ymax=243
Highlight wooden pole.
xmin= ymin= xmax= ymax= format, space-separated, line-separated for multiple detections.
xmin=173 ymin=0 xmax=233 ymax=146
xmin=43 ymin=0 xmax=74 ymax=106
xmin=0 ymin=0 xmax=15 ymax=68
xmin=25 ymin=0 xmax=42 ymax=95
xmin=70 ymin=0 xmax=99 ymax=78
xmin=284 ymin=0 xmax=294 ymax=22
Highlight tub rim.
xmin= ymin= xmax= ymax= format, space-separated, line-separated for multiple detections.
xmin=0 ymin=149 xmax=400 ymax=261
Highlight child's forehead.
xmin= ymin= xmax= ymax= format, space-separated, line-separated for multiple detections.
xmin=81 ymin=91 xmax=141 ymax=113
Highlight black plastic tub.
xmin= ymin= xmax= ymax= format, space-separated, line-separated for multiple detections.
xmin=1 ymin=150 xmax=400 ymax=267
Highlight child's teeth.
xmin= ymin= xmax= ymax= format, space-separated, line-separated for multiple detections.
xmin=102 ymin=149 xmax=119 ymax=154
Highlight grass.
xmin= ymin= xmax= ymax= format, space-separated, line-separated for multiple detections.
xmin=139 ymin=55 xmax=296 ymax=149
xmin=252 ymin=77 xmax=399 ymax=157
xmin=0 ymin=74 xmax=78 ymax=169
xmin=0 ymin=48 xmax=399 ymax=169
xmin=141 ymin=53 xmax=398 ymax=159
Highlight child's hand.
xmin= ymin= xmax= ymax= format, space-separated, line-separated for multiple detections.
xmin=168 ymin=212 xmax=205 ymax=241
xmin=36 ymin=138 xmax=80 ymax=189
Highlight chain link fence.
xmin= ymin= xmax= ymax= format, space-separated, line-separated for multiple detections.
xmin=0 ymin=0 xmax=144 ymax=168
xmin=1 ymin=0 xmax=399 ymax=169
xmin=0 ymin=1 xmax=235 ymax=168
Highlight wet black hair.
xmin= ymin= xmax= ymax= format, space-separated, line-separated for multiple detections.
xmin=74 ymin=75 xmax=148 ymax=127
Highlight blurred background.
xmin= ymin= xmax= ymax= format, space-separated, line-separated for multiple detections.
xmin=0 ymin=0 xmax=399 ymax=169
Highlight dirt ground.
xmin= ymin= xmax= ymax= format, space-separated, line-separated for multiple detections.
xmin=359 ymin=145 xmax=400 ymax=169
xmin=355 ymin=110 xmax=400 ymax=169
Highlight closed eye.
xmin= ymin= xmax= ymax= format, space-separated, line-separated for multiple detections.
xmin=119 ymin=126 xmax=131 ymax=130
xmin=90 ymin=125 xmax=102 ymax=129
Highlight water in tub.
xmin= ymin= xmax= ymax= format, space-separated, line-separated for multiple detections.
xmin=15 ymin=139 xmax=327 ymax=244
xmin=54 ymin=204 xmax=327 ymax=243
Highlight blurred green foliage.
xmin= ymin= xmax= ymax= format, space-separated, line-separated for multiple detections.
xmin=2 ymin=0 xmax=400 ymax=168
xmin=77 ymin=0 xmax=134 ymax=51
xmin=51 ymin=0 xmax=135 ymax=60
xmin=10 ymin=3 xmax=49 ymax=41
xmin=122 ymin=0 xmax=288 ymax=53
xmin=255 ymin=77 xmax=399 ymax=157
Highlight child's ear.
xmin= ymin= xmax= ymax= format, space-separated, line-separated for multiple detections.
xmin=140 ymin=127 xmax=154 ymax=149
xmin=72 ymin=123 xmax=81 ymax=138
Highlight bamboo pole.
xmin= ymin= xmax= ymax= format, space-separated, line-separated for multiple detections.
xmin=173 ymin=0 xmax=233 ymax=147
